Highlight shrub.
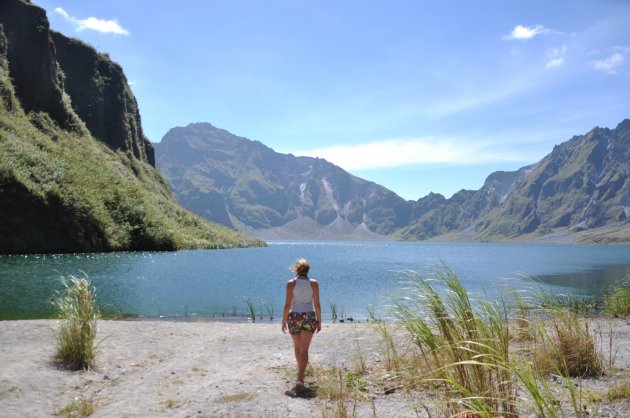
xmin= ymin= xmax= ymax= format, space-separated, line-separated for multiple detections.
xmin=531 ymin=309 xmax=604 ymax=378
xmin=54 ymin=276 xmax=99 ymax=370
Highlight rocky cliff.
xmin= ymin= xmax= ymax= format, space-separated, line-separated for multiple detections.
xmin=0 ymin=0 xmax=83 ymax=131
xmin=477 ymin=120 xmax=630 ymax=241
xmin=0 ymin=0 xmax=263 ymax=254
xmin=51 ymin=32 xmax=154 ymax=165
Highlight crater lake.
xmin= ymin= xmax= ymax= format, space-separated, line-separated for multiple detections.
xmin=2 ymin=241 xmax=630 ymax=321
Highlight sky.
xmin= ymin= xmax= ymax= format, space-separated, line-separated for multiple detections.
xmin=34 ymin=0 xmax=630 ymax=200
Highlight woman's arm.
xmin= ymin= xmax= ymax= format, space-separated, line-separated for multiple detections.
xmin=311 ymin=280 xmax=322 ymax=333
xmin=281 ymin=280 xmax=294 ymax=333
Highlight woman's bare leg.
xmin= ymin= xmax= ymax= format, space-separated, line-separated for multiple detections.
xmin=291 ymin=333 xmax=301 ymax=367
xmin=296 ymin=331 xmax=314 ymax=384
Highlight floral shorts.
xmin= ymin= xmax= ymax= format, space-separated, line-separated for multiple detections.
xmin=287 ymin=311 xmax=318 ymax=335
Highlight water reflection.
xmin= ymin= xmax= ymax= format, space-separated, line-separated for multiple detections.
xmin=528 ymin=264 xmax=630 ymax=297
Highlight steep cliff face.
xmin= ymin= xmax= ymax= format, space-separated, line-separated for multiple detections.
xmin=0 ymin=0 xmax=82 ymax=130
xmin=0 ymin=0 xmax=263 ymax=254
xmin=477 ymin=120 xmax=630 ymax=239
xmin=0 ymin=25 xmax=18 ymax=112
xmin=156 ymin=123 xmax=412 ymax=238
xmin=51 ymin=32 xmax=155 ymax=165
xmin=396 ymin=167 xmax=533 ymax=240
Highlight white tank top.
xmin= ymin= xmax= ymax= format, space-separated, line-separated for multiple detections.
xmin=291 ymin=276 xmax=314 ymax=313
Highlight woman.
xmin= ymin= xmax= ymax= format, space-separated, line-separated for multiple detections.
xmin=281 ymin=258 xmax=321 ymax=394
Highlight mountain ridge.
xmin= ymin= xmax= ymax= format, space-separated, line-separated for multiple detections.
xmin=156 ymin=120 xmax=630 ymax=243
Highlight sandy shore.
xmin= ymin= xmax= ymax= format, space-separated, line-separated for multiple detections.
xmin=1 ymin=319 xmax=630 ymax=417
xmin=0 ymin=320 xmax=419 ymax=417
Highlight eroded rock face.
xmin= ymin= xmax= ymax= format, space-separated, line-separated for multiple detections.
xmin=155 ymin=122 xmax=412 ymax=236
xmin=477 ymin=120 xmax=630 ymax=239
xmin=0 ymin=0 xmax=154 ymax=166
xmin=157 ymin=119 xmax=630 ymax=241
xmin=51 ymin=32 xmax=155 ymax=166
xmin=0 ymin=0 xmax=81 ymax=130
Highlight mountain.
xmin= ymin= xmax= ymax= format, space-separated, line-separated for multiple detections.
xmin=155 ymin=123 xmax=411 ymax=239
xmin=395 ymin=166 xmax=534 ymax=240
xmin=157 ymin=120 xmax=630 ymax=243
xmin=476 ymin=120 xmax=630 ymax=243
xmin=0 ymin=0 xmax=263 ymax=254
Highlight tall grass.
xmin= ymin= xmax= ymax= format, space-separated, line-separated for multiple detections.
xmin=54 ymin=276 xmax=99 ymax=370
xmin=387 ymin=267 xmax=609 ymax=417
xmin=534 ymin=288 xmax=599 ymax=315
xmin=603 ymin=279 xmax=630 ymax=318
xmin=392 ymin=267 xmax=516 ymax=416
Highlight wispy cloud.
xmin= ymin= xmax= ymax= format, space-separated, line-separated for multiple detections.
xmin=545 ymin=45 xmax=566 ymax=68
xmin=54 ymin=7 xmax=129 ymax=35
xmin=292 ymin=138 xmax=525 ymax=170
xmin=592 ymin=52 xmax=624 ymax=74
xmin=504 ymin=24 xmax=559 ymax=41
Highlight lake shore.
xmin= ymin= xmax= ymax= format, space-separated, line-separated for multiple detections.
xmin=1 ymin=319 xmax=630 ymax=417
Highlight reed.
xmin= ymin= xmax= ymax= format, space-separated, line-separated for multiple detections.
xmin=243 ymin=296 xmax=256 ymax=321
xmin=263 ymin=300 xmax=275 ymax=320
xmin=329 ymin=301 xmax=339 ymax=323
xmin=54 ymin=276 xmax=99 ymax=370
xmin=392 ymin=266 xmax=517 ymax=417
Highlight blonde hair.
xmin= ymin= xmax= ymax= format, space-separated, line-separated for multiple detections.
xmin=291 ymin=258 xmax=310 ymax=276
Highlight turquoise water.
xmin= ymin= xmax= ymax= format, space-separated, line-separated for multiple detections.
xmin=1 ymin=241 xmax=630 ymax=320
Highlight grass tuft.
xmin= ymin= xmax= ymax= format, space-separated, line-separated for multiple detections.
xmin=603 ymin=279 xmax=630 ymax=318
xmin=531 ymin=309 xmax=604 ymax=378
xmin=607 ymin=380 xmax=630 ymax=401
xmin=392 ymin=266 xmax=517 ymax=417
xmin=55 ymin=397 xmax=95 ymax=417
xmin=54 ymin=276 xmax=99 ymax=370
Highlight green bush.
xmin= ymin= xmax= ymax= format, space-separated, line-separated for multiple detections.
xmin=54 ymin=276 xmax=99 ymax=370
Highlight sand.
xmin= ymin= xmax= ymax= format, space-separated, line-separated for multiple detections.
xmin=1 ymin=319 xmax=630 ymax=417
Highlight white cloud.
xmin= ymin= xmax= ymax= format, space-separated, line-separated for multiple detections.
xmin=504 ymin=24 xmax=553 ymax=41
xmin=545 ymin=45 xmax=566 ymax=69
xmin=546 ymin=58 xmax=564 ymax=68
xmin=292 ymin=138 xmax=523 ymax=170
xmin=592 ymin=52 xmax=624 ymax=74
xmin=54 ymin=7 xmax=129 ymax=35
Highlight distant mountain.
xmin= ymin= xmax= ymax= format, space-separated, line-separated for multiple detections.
xmin=396 ymin=166 xmax=534 ymax=240
xmin=155 ymin=123 xmax=411 ymax=239
xmin=156 ymin=120 xmax=630 ymax=243
xmin=0 ymin=0 xmax=263 ymax=254
xmin=476 ymin=120 xmax=630 ymax=243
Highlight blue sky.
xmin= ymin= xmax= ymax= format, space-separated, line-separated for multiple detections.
xmin=35 ymin=0 xmax=630 ymax=200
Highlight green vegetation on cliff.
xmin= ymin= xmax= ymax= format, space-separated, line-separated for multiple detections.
xmin=0 ymin=7 xmax=264 ymax=254
xmin=0 ymin=105 xmax=264 ymax=253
